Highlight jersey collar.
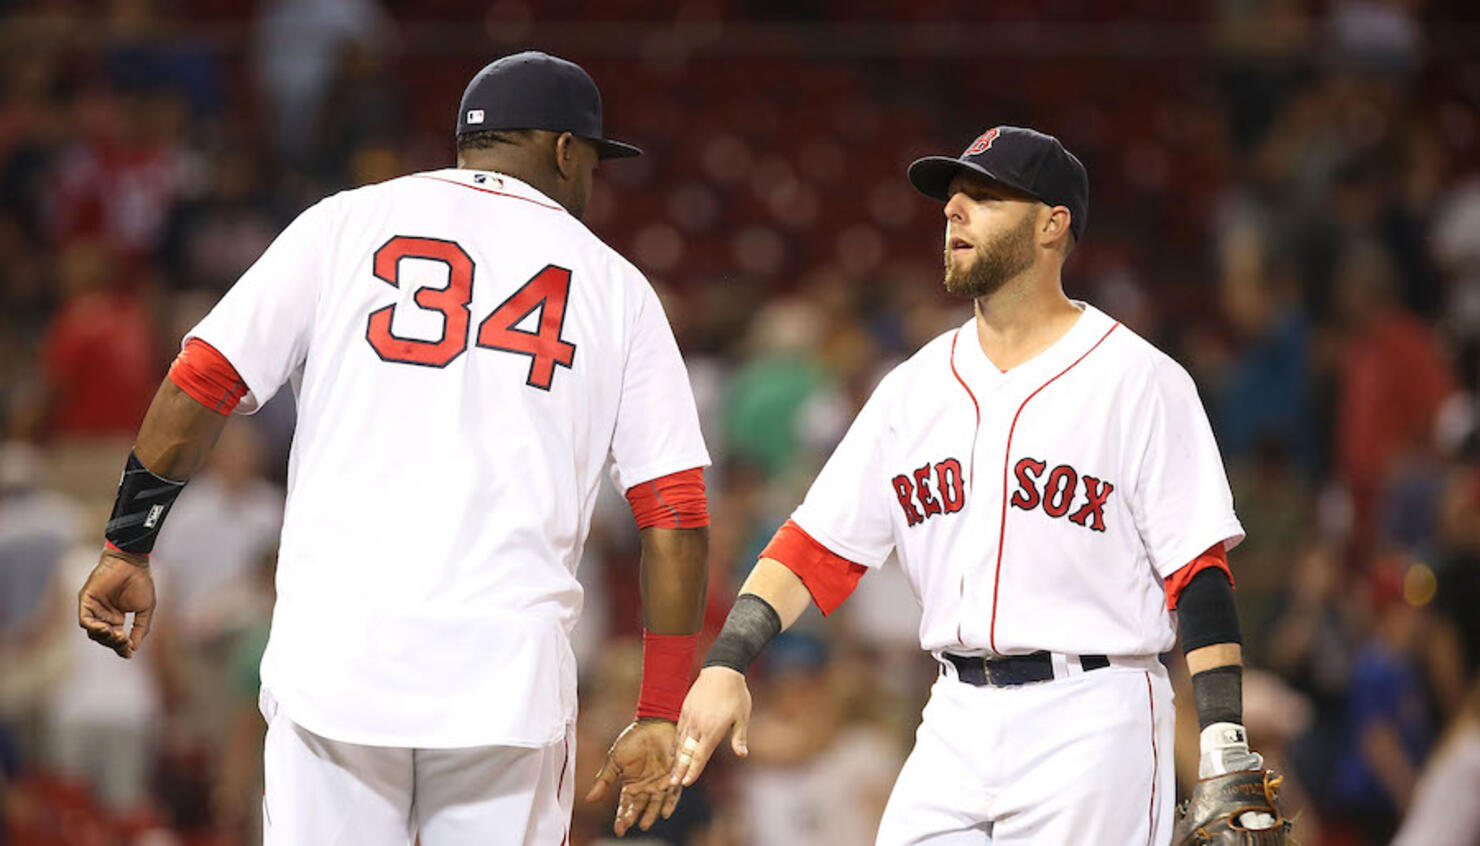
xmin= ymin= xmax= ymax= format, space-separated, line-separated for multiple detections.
xmin=419 ymin=168 xmax=569 ymax=213
xmin=951 ymin=301 xmax=1113 ymax=391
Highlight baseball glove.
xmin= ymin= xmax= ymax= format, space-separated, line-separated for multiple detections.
xmin=1172 ymin=769 xmax=1291 ymax=845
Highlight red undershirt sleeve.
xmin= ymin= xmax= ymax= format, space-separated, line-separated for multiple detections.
xmin=1163 ymin=543 xmax=1235 ymax=611
xmin=168 ymin=338 xmax=248 ymax=415
xmin=761 ymin=519 xmax=869 ymax=616
xmin=624 ymin=467 xmax=709 ymax=529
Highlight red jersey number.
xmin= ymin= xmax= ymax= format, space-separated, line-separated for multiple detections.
xmin=476 ymin=265 xmax=576 ymax=391
xmin=365 ymin=238 xmax=577 ymax=389
xmin=366 ymin=236 xmax=474 ymax=368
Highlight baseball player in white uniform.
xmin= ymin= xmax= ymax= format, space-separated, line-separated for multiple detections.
xmin=670 ymin=127 xmax=1272 ymax=844
xmin=78 ymin=52 xmax=711 ymax=844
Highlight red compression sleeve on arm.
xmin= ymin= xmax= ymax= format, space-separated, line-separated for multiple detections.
xmin=762 ymin=519 xmax=868 ymax=617
xmin=625 ymin=467 xmax=709 ymax=529
xmin=636 ymin=631 xmax=697 ymax=722
xmin=168 ymin=339 xmax=248 ymax=415
xmin=1163 ymin=543 xmax=1235 ymax=610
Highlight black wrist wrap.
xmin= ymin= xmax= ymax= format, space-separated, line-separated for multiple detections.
xmin=1192 ymin=665 xmax=1244 ymax=729
xmin=105 ymin=451 xmax=186 ymax=554
xmin=703 ymin=593 xmax=782 ymax=675
xmin=1177 ymin=567 xmax=1241 ymax=652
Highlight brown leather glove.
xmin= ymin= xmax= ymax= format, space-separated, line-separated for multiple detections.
xmin=1173 ymin=769 xmax=1291 ymax=845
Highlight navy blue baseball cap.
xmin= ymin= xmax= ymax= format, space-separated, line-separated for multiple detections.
xmin=908 ymin=126 xmax=1088 ymax=240
xmin=456 ymin=51 xmax=642 ymax=159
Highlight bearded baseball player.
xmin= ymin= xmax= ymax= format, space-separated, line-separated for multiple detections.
xmin=77 ymin=51 xmax=710 ymax=844
xmin=671 ymin=127 xmax=1289 ymax=845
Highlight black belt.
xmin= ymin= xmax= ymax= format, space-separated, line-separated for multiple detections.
xmin=942 ymin=651 xmax=1110 ymax=687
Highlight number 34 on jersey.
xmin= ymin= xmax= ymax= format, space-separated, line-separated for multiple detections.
xmin=364 ymin=235 xmax=578 ymax=391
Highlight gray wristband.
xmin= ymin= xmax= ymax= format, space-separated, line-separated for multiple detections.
xmin=703 ymin=593 xmax=782 ymax=675
xmin=1191 ymin=665 xmax=1243 ymax=730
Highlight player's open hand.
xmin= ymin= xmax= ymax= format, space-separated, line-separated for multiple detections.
xmin=77 ymin=549 xmax=156 ymax=659
xmin=669 ymin=666 xmax=751 ymax=789
xmin=585 ymin=719 xmax=682 ymax=836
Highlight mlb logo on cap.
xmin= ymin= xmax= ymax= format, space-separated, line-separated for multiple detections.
xmin=467 ymin=109 xmax=485 ymax=125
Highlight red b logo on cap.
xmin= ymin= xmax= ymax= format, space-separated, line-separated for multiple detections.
xmin=965 ymin=127 xmax=1000 ymax=156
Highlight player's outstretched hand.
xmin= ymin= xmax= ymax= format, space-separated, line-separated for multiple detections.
xmin=669 ymin=666 xmax=751 ymax=789
xmin=77 ymin=549 xmax=156 ymax=659
xmin=585 ymin=719 xmax=682 ymax=837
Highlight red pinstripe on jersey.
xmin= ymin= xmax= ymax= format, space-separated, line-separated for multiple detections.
xmin=989 ymin=323 xmax=1120 ymax=653
xmin=1145 ymin=671 xmax=1159 ymax=846
xmin=949 ymin=329 xmax=982 ymax=648
xmin=948 ymin=329 xmax=981 ymax=489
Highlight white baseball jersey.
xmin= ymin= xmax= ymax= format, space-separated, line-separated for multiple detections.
xmin=187 ymin=168 xmax=710 ymax=749
xmin=792 ymin=303 xmax=1243 ymax=658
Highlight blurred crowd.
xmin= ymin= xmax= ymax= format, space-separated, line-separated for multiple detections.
xmin=2 ymin=0 xmax=1480 ymax=845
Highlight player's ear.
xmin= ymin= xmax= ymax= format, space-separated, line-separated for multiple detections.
xmin=554 ymin=132 xmax=580 ymax=181
xmin=1041 ymin=206 xmax=1073 ymax=252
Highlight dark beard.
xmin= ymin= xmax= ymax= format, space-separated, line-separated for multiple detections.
xmin=943 ymin=215 xmax=1036 ymax=298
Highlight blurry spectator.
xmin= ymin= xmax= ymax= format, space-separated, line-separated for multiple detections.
xmin=737 ymin=634 xmax=903 ymax=846
xmin=724 ymin=297 xmax=846 ymax=479
xmin=316 ymin=43 xmax=406 ymax=185
xmin=1215 ymin=224 xmax=1319 ymax=475
xmin=252 ymin=0 xmax=391 ymax=162
xmin=1212 ymin=0 xmax=1314 ymax=151
xmin=213 ymin=548 xmax=278 ymax=846
xmin=0 ymin=46 xmax=67 ymax=241
xmin=39 ymin=239 xmax=160 ymax=439
xmin=149 ymin=420 xmax=282 ymax=770
xmin=1332 ymin=243 xmax=1455 ymax=533
xmin=0 ymin=442 xmax=80 ymax=761
xmin=1433 ymin=465 xmax=1480 ymax=675
xmin=101 ymin=0 xmax=223 ymax=118
xmin=46 ymin=83 xmax=195 ymax=265
xmin=1390 ymin=678 xmax=1480 ymax=846
xmin=1326 ymin=0 xmax=1423 ymax=77
xmin=151 ymin=421 xmax=283 ymax=640
xmin=1226 ymin=444 xmax=1314 ymax=656
xmin=1329 ymin=561 xmax=1435 ymax=843
xmin=159 ymin=147 xmax=282 ymax=293
xmin=1431 ymin=177 xmax=1480 ymax=399
xmin=1264 ymin=541 xmax=1361 ymax=805
xmin=1242 ymin=669 xmax=1322 ymax=845
xmin=44 ymin=543 xmax=163 ymax=814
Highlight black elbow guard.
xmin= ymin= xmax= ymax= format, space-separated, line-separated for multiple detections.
xmin=1177 ymin=568 xmax=1241 ymax=652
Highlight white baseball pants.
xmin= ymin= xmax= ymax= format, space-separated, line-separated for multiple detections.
xmin=875 ymin=659 xmax=1175 ymax=846
xmin=259 ymin=689 xmax=574 ymax=846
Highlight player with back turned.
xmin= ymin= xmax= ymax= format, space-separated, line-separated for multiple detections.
xmin=672 ymin=127 xmax=1290 ymax=845
xmin=77 ymin=51 xmax=708 ymax=844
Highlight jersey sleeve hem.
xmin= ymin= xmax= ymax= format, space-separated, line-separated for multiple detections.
xmin=180 ymin=331 xmax=273 ymax=415
xmin=1150 ymin=519 xmax=1246 ymax=579
xmin=612 ymin=451 xmax=713 ymax=493
xmin=761 ymin=520 xmax=869 ymax=617
xmin=789 ymin=513 xmax=892 ymax=570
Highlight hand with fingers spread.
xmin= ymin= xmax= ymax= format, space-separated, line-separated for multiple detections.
xmin=77 ymin=549 xmax=156 ymax=659
xmin=585 ymin=718 xmax=684 ymax=836
xmin=669 ymin=666 xmax=752 ymax=789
